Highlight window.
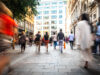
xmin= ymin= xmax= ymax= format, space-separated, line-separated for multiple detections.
xmin=51 ymin=15 xmax=57 ymax=19
xmin=59 ymin=20 xmax=62 ymax=24
xmin=44 ymin=21 xmax=49 ymax=25
xmin=37 ymin=7 xmax=43 ymax=10
xmin=59 ymin=2 xmax=63 ymax=5
xmin=43 ymin=26 xmax=49 ymax=29
xmin=52 ymin=2 xmax=57 ymax=5
xmin=36 ymin=21 xmax=42 ymax=25
xmin=51 ymin=10 xmax=57 ymax=14
xmin=44 ymin=11 xmax=49 ymax=14
xmin=37 ymin=27 xmax=42 ymax=30
xmin=44 ymin=16 xmax=49 ymax=19
xmin=36 ymin=16 xmax=42 ymax=20
xmin=59 ymin=6 xmax=63 ymax=8
xmin=59 ymin=10 xmax=63 ymax=13
xmin=51 ymin=20 xmax=57 ymax=24
xmin=38 ymin=11 xmax=42 ymax=15
xmin=45 ymin=7 xmax=50 ymax=9
xmin=59 ymin=15 xmax=63 ymax=18
xmin=45 ymin=2 xmax=50 ymax=6
xmin=93 ymin=14 xmax=96 ymax=19
xmin=51 ymin=26 xmax=57 ymax=29
xmin=39 ymin=4 xmax=44 ymax=6
xmin=51 ymin=6 xmax=57 ymax=9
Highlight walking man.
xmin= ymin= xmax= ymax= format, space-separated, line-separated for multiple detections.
xmin=69 ymin=32 xmax=74 ymax=50
xmin=57 ymin=29 xmax=65 ymax=53
xmin=35 ymin=31 xmax=41 ymax=53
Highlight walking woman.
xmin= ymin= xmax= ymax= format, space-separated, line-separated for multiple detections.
xmin=76 ymin=13 xmax=94 ymax=68
xmin=19 ymin=31 xmax=26 ymax=53
xmin=53 ymin=32 xmax=57 ymax=49
xmin=44 ymin=32 xmax=49 ymax=52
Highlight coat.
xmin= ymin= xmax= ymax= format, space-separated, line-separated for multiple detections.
xmin=75 ymin=20 xmax=93 ymax=50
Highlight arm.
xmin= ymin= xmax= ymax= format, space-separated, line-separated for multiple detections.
xmin=75 ymin=24 xmax=81 ymax=46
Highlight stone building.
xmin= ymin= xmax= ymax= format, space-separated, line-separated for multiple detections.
xmin=66 ymin=0 xmax=100 ymax=35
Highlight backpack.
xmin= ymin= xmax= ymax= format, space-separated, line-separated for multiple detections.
xmin=44 ymin=35 xmax=49 ymax=40
xmin=35 ymin=34 xmax=41 ymax=41
xmin=20 ymin=35 xmax=26 ymax=44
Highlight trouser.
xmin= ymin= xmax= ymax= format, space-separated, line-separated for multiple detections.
xmin=35 ymin=41 xmax=41 ymax=52
xmin=69 ymin=41 xmax=74 ymax=50
xmin=21 ymin=43 xmax=26 ymax=51
xmin=59 ymin=40 xmax=63 ymax=53
xmin=95 ymin=40 xmax=100 ymax=54
xmin=54 ymin=41 xmax=57 ymax=48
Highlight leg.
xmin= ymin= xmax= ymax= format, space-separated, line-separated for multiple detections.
xmin=70 ymin=41 xmax=72 ymax=49
xmin=72 ymin=41 xmax=74 ymax=50
xmin=38 ymin=42 xmax=41 ymax=52
xmin=47 ymin=44 xmax=48 ymax=52
xmin=95 ymin=41 xmax=98 ymax=54
xmin=21 ymin=44 xmax=23 ymax=52
xmin=84 ymin=61 xmax=88 ymax=69
xmin=24 ymin=43 xmax=26 ymax=51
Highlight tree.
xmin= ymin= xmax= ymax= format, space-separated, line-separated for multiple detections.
xmin=1 ymin=0 xmax=39 ymax=20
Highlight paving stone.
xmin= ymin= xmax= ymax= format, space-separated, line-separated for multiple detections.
xmin=8 ymin=45 xmax=100 ymax=75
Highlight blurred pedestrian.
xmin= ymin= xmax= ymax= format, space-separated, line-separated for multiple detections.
xmin=69 ymin=32 xmax=74 ymax=50
xmin=35 ymin=31 xmax=41 ymax=53
xmin=29 ymin=36 xmax=33 ymax=46
xmin=57 ymin=29 xmax=65 ymax=53
xmin=53 ymin=32 xmax=57 ymax=49
xmin=44 ymin=32 xmax=49 ymax=52
xmin=0 ymin=1 xmax=17 ymax=74
xmin=76 ymin=13 xmax=94 ymax=68
xmin=95 ymin=17 xmax=100 ymax=55
xmin=49 ymin=36 xmax=53 ymax=46
xmin=19 ymin=31 xmax=26 ymax=53
xmin=65 ymin=36 xmax=69 ymax=43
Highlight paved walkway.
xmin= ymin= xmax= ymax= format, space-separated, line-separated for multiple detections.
xmin=8 ymin=44 xmax=100 ymax=75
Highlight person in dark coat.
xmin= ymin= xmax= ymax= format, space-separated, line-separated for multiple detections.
xmin=19 ymin=31 xmax=26 ymax=52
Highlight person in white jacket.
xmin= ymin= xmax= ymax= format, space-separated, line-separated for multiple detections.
xmin=75 ymin=13 xmax=94 ymax=68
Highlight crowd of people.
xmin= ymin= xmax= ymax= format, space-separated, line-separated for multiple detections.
xmin=18 ymin=29 xmax=65 ymax=53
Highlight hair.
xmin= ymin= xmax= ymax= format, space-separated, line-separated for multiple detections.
xmin=80 ymin=13 xmax=90 ymax=22
xmin=60 ymin=29 xmax=62 ymax=32
xmin=71 ymin=31 xmax=73 ymax=33
xmin=46 ymin=32 xmax=48 ymax=35
xmin=98 ymin=17 xmax=100 ymax=22
xmin=54 ymin=32 xmax=55 ymax=35
xmin=38 ymin=31 xmax=40 ymax=33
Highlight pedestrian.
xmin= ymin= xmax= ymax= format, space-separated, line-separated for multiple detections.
xmin=69 ymin=31 xmax=74 ymax=50
xmin=95 ymin=17 xmax=100 ymax=55
xmin=53 ymin=32 xmax=57 ymax=49
xmin=44 ymin=32 xmax=49 ymax=52
xmin=65 ymin=36 xmax=69 ymax=43
xmin=57 ymin=29 xmax=65 ymax=53
xmin=19 ymin=31 xmax=26 ymax=53
xmin=49 ymin=36 xmax=53 ymax=46
xmin=0 ymin=1 xmax=18 ymax=74
xmin=34 ymin=31 xmax=41 ymax=53
xmin=76 ymin=13 xmax=94 ymax=68
xmin=29 ymin=36 xmax=33 ymax=46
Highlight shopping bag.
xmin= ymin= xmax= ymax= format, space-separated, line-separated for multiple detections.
xmin=64 ymin=42 xmax=66 ymax=49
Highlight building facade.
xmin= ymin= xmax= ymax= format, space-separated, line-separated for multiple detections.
xmin=15 ymin=12 xmax=34 ymax=36
xmin=34 ymin=0 xmax=67 ymax=37
xmin=66 ymin=0 xmax=100 ymax=35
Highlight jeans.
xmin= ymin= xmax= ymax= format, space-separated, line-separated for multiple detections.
xmin=69 ymin=41 xmax=74 ymax=50
xmin=59 ymin=40 xmax=63 ymax=53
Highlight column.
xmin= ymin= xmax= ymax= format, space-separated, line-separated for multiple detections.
xmin=97 ymin=3 xmax=100 ymax=19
